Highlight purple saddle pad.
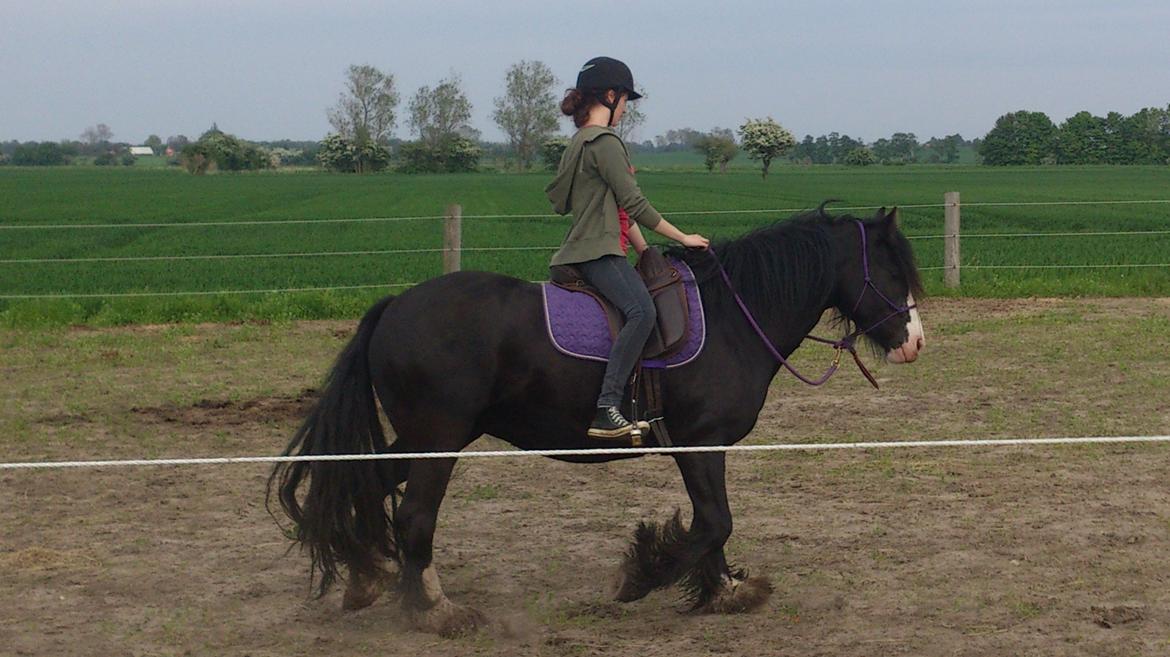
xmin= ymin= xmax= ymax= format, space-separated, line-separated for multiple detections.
xmin=541 ymin=257 xmax=706 ymax=369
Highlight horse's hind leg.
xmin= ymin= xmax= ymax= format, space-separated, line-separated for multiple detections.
xmin=341 ymin=452 xmax=411 ymax=610
xmin=389 ymin=414 xmax=487 ymax=636
xmin=398 ymin=456 xmax=487 ymax=636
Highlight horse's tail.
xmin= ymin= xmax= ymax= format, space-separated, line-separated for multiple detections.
xmin=266 ymin=294 xmax=398 ymax=598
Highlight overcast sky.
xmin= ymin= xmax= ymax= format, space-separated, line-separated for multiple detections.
xmin=3 ymin=0 xmax=1169 ymax=145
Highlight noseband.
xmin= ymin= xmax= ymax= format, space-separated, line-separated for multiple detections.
xmin=710 ymin=220 xmax=917 ymax=389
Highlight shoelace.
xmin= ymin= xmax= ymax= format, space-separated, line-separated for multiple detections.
xmin=606 ymin=407 xmax=631 ymax=426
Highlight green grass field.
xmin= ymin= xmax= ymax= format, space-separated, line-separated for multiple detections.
xmin=2 ymin=165 xmax=1169 ymax=326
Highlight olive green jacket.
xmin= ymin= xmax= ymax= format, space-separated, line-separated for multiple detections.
xmin=545 ymin=126 xmax=664 ymax=266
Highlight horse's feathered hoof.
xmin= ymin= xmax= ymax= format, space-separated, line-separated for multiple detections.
xmin=612 ymin=566 xmax=654 ymax=603
xmin=412 ymin=598 xmax=488 ymax=638
xmin=341 ymin=569 xmax=397 ymax=611
xmin=701 ymin=575 xmax=773 ymax=614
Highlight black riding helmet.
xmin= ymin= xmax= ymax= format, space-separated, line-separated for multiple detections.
xmin=576 ymin=56 xmax=642 ymax=126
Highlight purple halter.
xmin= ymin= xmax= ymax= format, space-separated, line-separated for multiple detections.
xmin=710 ymin=220 xmax=917 ymax=389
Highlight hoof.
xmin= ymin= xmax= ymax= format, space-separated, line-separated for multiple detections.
xmin=342 ymin=569 xmax=396 ymax=611
xmin=412 ymin=598 xmax=488 ymax=638
xmin=612 ymin=564 xmax=653 ymax=603
xmin=702 ymin=575 xmax=773 ymax=614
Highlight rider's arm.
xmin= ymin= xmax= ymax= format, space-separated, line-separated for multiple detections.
xmin=628 ymin=223 xmax=649 ymax=254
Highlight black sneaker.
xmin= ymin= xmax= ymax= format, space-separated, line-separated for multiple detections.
xmin=588 ymin=406 xmax=634 ymax=439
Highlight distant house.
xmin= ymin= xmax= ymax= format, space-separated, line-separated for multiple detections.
xmin=129 ymin=146 xmax=155 ymax=156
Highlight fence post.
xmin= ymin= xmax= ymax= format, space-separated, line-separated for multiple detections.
xmin=944 ymin=191 xmax=960 ymax=288
xmin=443 ymin=204 xmax=462 ymax=274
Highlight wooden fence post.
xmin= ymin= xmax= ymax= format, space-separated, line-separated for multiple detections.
xmin=443 ymin=204 xmax=462 ymax=274
xmin=944 ymin=191 xmax=960 ymax=288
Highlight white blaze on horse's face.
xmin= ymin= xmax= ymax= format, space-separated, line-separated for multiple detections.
xmin=886 ymin=294 xmax=925 ymax=364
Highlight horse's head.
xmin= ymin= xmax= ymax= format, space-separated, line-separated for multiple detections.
xmin=832 ymin=207 xmax=926 ymax=364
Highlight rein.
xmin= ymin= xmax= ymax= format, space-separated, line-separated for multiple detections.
xmin=708 ymin=220 xmax=916 ymax=390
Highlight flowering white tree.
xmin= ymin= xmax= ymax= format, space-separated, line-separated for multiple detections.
xmin=738 ymin=117 xmax=795 ymax=179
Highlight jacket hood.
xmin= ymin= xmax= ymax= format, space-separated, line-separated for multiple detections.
xmin=545 ymin=126 xmax=615 ymax=215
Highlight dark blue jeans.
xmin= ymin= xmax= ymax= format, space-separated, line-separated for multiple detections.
xmin=576 ymin=254 xmax=657 ymax=409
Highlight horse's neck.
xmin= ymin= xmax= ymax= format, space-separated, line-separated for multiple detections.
xmin=702 ymin=262 xmax=836 ymax=371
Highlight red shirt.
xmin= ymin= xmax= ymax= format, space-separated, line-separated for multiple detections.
xmin=618 ymin=207 xmax=631 ymax=254
xmin=617 ymin=163 xmax=636 ymax=254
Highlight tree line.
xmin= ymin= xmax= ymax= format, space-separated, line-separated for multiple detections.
xmin=979 ymin=107 xmax=1170 ymax=165
xmin=3 ymin=61 xmax=1168 ymax=173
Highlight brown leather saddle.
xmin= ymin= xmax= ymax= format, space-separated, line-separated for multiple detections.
xmin=548 ymin=247 xmax=690 ymax=360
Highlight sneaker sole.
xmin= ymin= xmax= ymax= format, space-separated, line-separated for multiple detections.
xmin=587 ymin=425 xmax=634 ymax=439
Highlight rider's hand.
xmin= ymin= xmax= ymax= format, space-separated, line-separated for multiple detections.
xmin=681 ymin=234 xmax=710 ymax=249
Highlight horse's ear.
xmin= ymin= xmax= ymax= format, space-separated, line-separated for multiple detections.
xmin=883 ymin=206 xmax=899 ymax=230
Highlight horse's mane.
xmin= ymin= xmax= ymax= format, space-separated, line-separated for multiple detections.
xmin=883 ymin=216 xmax=925 ymax=299
xmin=667 ymin=204 xmax=839 ymax=329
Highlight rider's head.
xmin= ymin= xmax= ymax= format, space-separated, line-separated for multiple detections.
xmin=560 ymin=56 xmax=643 ymax=128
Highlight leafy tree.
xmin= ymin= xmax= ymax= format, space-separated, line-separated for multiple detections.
xmin=1055 ymin=111 xmax=1108 ymax=164
xmin=492 ymin=60 xmax=559 ymax=170
xmin=316 ymin=133 xmax=390 ymax=173
xmin=790 ymin=132 xmax=867 ymax=164
xmin=890 ymin=132 xmax=919 ymax=161
xmin=409 ymin=74 xmax=473 ymax=147
xmin=788 ymin=135 xmax=817 ymax=164
xmin=812 ymin=135 xmax=833 ymax=163
xmin=180 ymin=127 xmax=269 ymax=174
xmin=830 ymin=133 xmax=865 ymax=162
xmin=924 ymin=134 xmax=964 ymax=163
xmin=11 ymin=142 xmax=69 ymax=166
xmin=181 ymin=142 xmax=212 ymax=174
xmin=540 ymin=137 xmax=570 ymax=170
xmin=979 ymin=110 xmax=1057 ymax=165
xmin=653 ymin=128 xmax=703 ymax=150
xmin=81 ymin=123 xmax=113 ymax=145
xmin=738 ymin=117 xmax=795 ymax=179
xmin=693 ymin=130 xmax=738 ymax=172
xmin=398 ymin=134 xmax=480 ymax=173
xmin=437 ymin=135 xmax=481 ymax=172
xmin=144 ymin=135 xmax=163 ymax=151
xmin=843 ymin=146 xmax=876 ymax=166
xmin=328 ymin=64 xmax=399 ymax=146
xmin=1120 ymin=106 xmax=1170 ymax=164
xmin=615 ymin=94 xmax=646 ymax=142
xmin=872 ymin=132 xmax=918 ymax=163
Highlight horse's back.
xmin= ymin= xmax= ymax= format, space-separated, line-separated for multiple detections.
xmin=375 ymin=271 xmax=540 ymax=339
xmin=367 ymin=271 xmax=562 ymax=402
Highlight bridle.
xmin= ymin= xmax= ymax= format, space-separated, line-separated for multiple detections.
xmin=709 ymin=220 xmax=917 ymax=390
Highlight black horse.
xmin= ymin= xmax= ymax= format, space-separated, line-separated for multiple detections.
xmin=269 ymin=205 xmax=925 ymax=635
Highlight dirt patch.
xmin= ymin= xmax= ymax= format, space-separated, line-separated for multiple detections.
xmin=130 ymin=388 xmax=319 ymax=427
xmin=1092 ymin=604 xmax=1146 ymax=628
xmin=0 ymin=547 xmax=100 ymax=572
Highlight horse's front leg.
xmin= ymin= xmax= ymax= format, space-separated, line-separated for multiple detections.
xmin=613 ymin=452 xmax=772 ymax=611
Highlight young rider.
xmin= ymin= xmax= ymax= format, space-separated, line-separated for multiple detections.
xmin=545 ymin=56 xmax=709 ymax=439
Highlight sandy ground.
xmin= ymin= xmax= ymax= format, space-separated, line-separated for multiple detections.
xmin=2 ymin=298 xmax=1169 ymax=656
